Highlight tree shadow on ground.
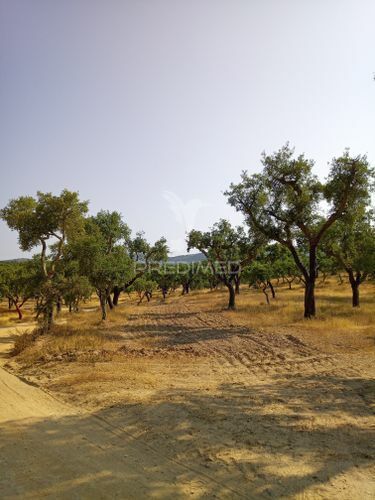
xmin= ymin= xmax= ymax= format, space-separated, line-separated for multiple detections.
xmin=1 ymin=373 xmax=374 ymax=499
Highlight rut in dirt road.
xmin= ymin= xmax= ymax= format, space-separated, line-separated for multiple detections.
xmin=124 ymin=301 xmax=336 ymax=377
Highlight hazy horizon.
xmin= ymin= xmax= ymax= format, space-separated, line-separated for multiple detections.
xmin=1 ymin=0 xmax=375 ymax=259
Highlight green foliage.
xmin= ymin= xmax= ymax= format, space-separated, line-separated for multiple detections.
xmin=59 ymin=266 xmax=93 ymax=312
xmin=88 ymin=210 xmax=131 ymax=253
xmin=1 ymin=190 xmax=89 ymax=329
xmin=176 ymin=261 xmax=211 ymax=293
xmin=226 ymin=144 xmax=374 ymax=317
xmin=322 ymin=211 xmax=375 ymax=305
xmin=324 ymin=212 xmax=375 ymax=274
xmin=150 ymin=264 xmax=180 ymax=298
xmin=227 ymin=145 xmax=373 ymax=248
xmin=128 ymin=276 xmax=158 ymax=303
xmin=130 ymin=232 xmax=168 ymax=264
xmin=0 ymin=260 xmax=41 ymax=319
xmin=68 ymin=234 xmax=133 ymax=295
xmin=243 ymin=261 xmax=272 ymax=286
xmin=187 ymin=219 xmax=263 ymax=309
xmin=1 ymin=190 xmax=88 ymax=253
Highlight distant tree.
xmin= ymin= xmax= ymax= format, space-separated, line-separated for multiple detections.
xmin=0 ymin=260 xmax=40 ymax=320
xmin=187 ymin=220 xmax=262 ymax=310
xmin=323 ymin=212 xmax=375 ymax=307
xmin=151 ymin=264 xmax=180 ymax=299
xmin=67 ymin=232 xmax=132 ymax=320
xmin=1 ymin=190 xmax=88 ymax=330
xmin=78 ymin=210 xmax=168 ymax=310
xmin=316 ymin=249 xmax=337 ymax=284
xmin=175 ymin=261 xmax=210 ymax=295
xmin=130 ymin=277 xmax=158 ymax=304
xmin=268 ymin=243 xmax=300 ymax=289
xmin=226 ymin=145 xmax=373 ymax=318
xmin=112 ymin=233 xmax=168 ymax=305
xmin=59 ymin=261 xmax=93 ymax=312
xmin=243 ymin=261 xmax=275 ymax=304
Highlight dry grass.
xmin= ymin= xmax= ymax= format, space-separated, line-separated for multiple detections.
xmin=180 ymin=278 xmax=375 ymax=352
xmin=5 ymin=277 xmax=375 ymax=365
xmin=11 ymin=330 xmax=41 ymax=356
xmin=0 ymin=302 xmax=35 ymax=326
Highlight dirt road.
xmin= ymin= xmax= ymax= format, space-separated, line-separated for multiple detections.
xmin=0 ymin=326 xmax=242 ymax=499
xmin=1 ymin=299 xmax=374 ymax=499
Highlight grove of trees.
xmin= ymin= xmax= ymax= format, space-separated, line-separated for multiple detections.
xmin=1 ymin=144 xmax=374 ymax=328
xmin=225 ymin=145 xmax=373 ymax=317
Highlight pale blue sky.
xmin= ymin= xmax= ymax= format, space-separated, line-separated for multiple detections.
xmin=1 ymin=0 xmax=375 ymax=258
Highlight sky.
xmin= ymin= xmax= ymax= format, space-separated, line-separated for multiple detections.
xmin=1 ymin=0 xmax=375 ymax=258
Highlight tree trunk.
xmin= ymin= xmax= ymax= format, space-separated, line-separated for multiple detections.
xmin=286 ymin=278 xmax=293 ymax=290
xmin=348 ymin=271 xmax=360 ymax=307
xmin=43 ymin=300 xmax=54 ymax=332
xmin=56 ymin=296 xmax=62 ymax=314
xmin=8 ymin=298 xmax=12 ymax=310
xmin=267 ymin=280 xmax=275 ymax=299
xmin=304 ymin=280 xmax=316 ymax=318
xmin=262 ymin=283 xmax=270 ymax=305
xmin=107 ymin=293 xmax=114 ymax=310
xmin=137 ymin=292 xmax=145 ymax=305
xmin=113 ymin=286 xmax=121 ymax=306
xmin=351 ymin=282 xmax=360 ymax=307
xmin=47 ymin=307 xmax=54 ymax=330
xmin=99 ymin=293 xmax=107 ymax=320
xmin=304 ymin=245 xmax=317 ymax=318
xmin=227 ymin=282 xmax=236 ymax=310
xmin=234 ymin=276 xmax=240 ymax=295
xmin=14 ymin=302 xmax=23 ymax=320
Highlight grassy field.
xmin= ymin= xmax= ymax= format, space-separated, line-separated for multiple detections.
xmin=2 ymin=278 xmax=375 ymax=499
xmin=5 ymin=277 xmax=375 ymax=356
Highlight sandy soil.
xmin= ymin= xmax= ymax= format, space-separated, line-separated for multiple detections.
xmin=1 ymin=299 xmax=374 ymax=499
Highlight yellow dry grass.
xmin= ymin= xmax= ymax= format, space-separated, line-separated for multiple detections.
xmin=0 ymin=302 xmax=35 ymax=326
xmin=183 ymin=278 xmax=375 ymax=352
xmin=3 ymin=277 xmax=374 ymax=360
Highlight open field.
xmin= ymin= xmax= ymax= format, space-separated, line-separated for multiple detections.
xmin=1 ymin=279 xmax=375 ymax=499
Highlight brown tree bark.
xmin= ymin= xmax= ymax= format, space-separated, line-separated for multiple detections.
xmin=227 ymin=282 xmax=236 ymax=310
xmin=14 ymin=302 xmax=23 ymax=320
xmin=112 ymin=286 xmax=121 ymax=306
xmin=262 ymin=283 xmax=270 ymax=305
xmin=234 ymin=276 xmax=240 ymax=295
xmin=107 ymin=293 xmax=114 ymax=309
xmin=348 ymin=270 xmax=361 ymax=307
xmin=267 ymin=280 xmax=276 ymax=299
xmin=99 ymin=292 xmax=107 ymax=320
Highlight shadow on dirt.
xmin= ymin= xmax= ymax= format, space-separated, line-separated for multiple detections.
xmin=1 ymin=373 xmax=374 ymax=498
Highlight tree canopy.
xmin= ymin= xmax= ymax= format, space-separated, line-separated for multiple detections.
xmin=226 ymin=144 xmax=374 ymax=317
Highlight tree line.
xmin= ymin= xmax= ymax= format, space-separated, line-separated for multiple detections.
xmin=0 ymin=144 xmax=374 ymax=327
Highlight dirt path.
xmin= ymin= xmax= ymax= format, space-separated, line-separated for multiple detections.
xmin=0 ymin=327 xmax=244 ymax=499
